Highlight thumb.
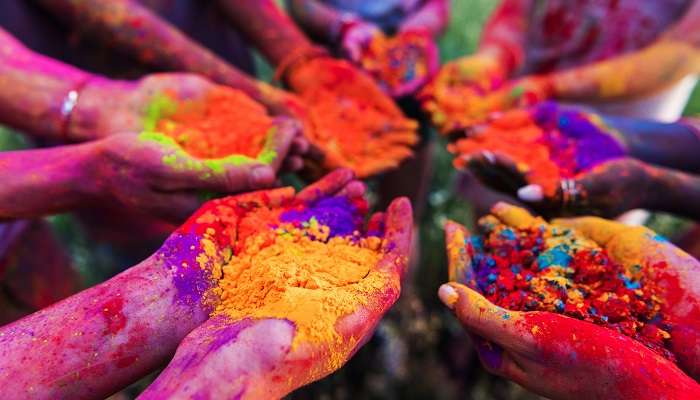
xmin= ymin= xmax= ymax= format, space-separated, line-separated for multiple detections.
xmin=438 ymin=283 xmax=530 ymax=351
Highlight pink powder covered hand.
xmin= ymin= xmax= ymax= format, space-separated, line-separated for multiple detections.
xmin=341 ymin=20 xmax=382 ymax=63
xmin=440 ymin=204 xmax=700 ymax=399
xmin=138 ymin=169 xmax=413 ymax=399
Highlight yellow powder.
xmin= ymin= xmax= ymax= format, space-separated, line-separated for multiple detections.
xmin=211 ymin=227 xmax=388 ymax=372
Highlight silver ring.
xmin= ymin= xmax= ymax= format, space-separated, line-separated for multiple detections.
xmin=560 ymin=178 xmax=579 ymax=210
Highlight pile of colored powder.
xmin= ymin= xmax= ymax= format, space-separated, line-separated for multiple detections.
xmin=359 ymin=31 xmax=430 ymax=93
xmin=449 ymin=107 xmax=624 ymax=195
xmin=466 ymin=213 xmax=674 ymax=360
xmin=209 ymin=195 xmax=387 ymax=368
xmin=296 ymin=61 xmax=418 ymax=177
xmin=145 ymin=86 xmax=274 ymax=159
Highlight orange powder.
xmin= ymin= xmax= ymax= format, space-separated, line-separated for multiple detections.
xmin=156 ymin=87 xmax=273 ymax=159
xmin=211 ymin=224 xmax=386 ymax=371
xmin=449 ymin=109 xmax=562 ymax=195
xmin=303 ymin=87 xmax=418 ymax=177
xmin=359 ymin=31 xmax=430 ymax=92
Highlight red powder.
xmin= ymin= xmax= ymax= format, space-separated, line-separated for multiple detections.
xmin=449 ymin=109 xmax=566 ymax=195
xmin=359 ymin=31 xmax=431 ymax=93
xmin=157 ymin=87 xmax=273 ymax=159
xmin=101 ymin=297 xmax=126 ymax=335
xmin=469 ymin=217 xmax=675 ymax=361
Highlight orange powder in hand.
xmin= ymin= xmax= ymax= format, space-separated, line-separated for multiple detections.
xmin=157 ymin=87 xmax=273 ymax=159
xmin=359 ymin=31 xmax=430 ymax=92
xmin=211 ymin=225 xmax=386 ymax=370
xmin=449 ymin=109 xmax=562 ymax=195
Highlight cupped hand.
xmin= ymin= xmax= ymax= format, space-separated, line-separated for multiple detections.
xmin=551 ymin=215 xmax=700 ymax=380
xmin=89 ymin=121 xmax=298 ymax=222
xmin=359 ymin=29 xmax=440 ymax=98
xmin=516 ymin=157 xmax=657 ymax=218
xmin=285 ymin=57 xmax=418 ymax=177
xmin=439 ymin=205 xmax=700 ymax=399
xmin=419 ymin=52 xmax=508 ymax=132
xmin=138 ymin=169 xmax=413 ymax=399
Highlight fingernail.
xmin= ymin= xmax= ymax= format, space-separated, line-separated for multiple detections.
xmin=250 ymin=166 xmax=274 ymax=187
xmin=482 ymin=151 xmax=496 ymax=164
xmin=438 ymin=284 xmax=459 ymax=310
xmin=517 ymin=184 xmax=544 ymax=202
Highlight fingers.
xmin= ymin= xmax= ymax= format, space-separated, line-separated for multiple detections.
xmin=465 ymin=151 xmax=529 ymax=194
xmin=377 ymin=197 xmax=413 ymax=277
xmin=366 ymin=212 xmax=385 ymax=237
xmin=438 ymin=283 xmax=528 ymax=350
xmin=336 ymin=180 xmax=366 ymax=199
xmin=264 ymin=117 xmax=300 ymax=172
xmin=444 ymin=220 xmax=475 ymax=286
xmin=551 ymin=216 xmax=629 ymax=247
xmin=146 ymin=191 xmax=202 ymax=223
xmin=297 ymin=168 xmax=355 ymax=203
xmin=490 ymin=202 xmax=543 ymax=229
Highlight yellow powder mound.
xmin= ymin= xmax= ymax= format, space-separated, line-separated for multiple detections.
xmin=212 ymin=229 xmax=385 ymax=365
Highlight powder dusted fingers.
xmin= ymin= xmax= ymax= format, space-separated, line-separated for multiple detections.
xmin=449 ymin=105 xmax=625 ymax=196
xmin=449 ymin=204 xmax=676 ymax=362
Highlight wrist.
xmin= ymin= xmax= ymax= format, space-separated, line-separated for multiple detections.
xmin=77 ymin=139 xmax=109 ymax=201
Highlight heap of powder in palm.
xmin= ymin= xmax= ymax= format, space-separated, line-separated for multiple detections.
xmin=145 ymin=86 xmax=274 ymax=159
xmin=449 ymin=107 xmax=625 ymax=195
xmin=454 ymin=212 xmax=674 ymax=361
xmin=296 ymin=60 xmax=419 ymax=177
xmin=359 ymin=31 xmax=431 ymax=93
xmin=209 ymin=195 xmax=386 ymax=368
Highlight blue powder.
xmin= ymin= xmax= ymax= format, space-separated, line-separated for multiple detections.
xmin=536 ymin=245 xmax=572 ymax=270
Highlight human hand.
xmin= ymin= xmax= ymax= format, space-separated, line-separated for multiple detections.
xmin=88 ymin=120 xmax=298 ymax=222
xmin=285 ymin=57 xmax=418 ymax=177
xmin=359 ymin=29 xmax=440 ymax=97
xmin=439 ymin=205 xmax=700 ymax=399
xmin=139 ymin=169 xmax=413 ymax=399
xmin=419 ymin=52 xmax=508 ymax=132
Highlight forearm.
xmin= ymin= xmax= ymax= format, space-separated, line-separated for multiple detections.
xmin=0 ymin=142 xmax=98 ymax=220
xmin=0 ymin=256 xmax=209 ymax=399
xmin=602 ymin=116 xmax=700 ymax=173
xmin=36 ymin=0 xmax=263 ymax=100
xmin=217 ymin=0 xmax=315 ymax=66
xmin=285 ymin=0 xmax=347 ymax=43
xmin=547 ymin=40 xmax=700 ymax=101
xmin=0 ymin=28 xmax=93 ymax=140
xmin=646 ymin=164 xmax=700 ymax=221
xmin=478 ymin=0 xmax=531 ymax=75
xmin=400 ymin=0 xmax=450 ymax=36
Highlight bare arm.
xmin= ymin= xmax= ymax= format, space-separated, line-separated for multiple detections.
xmin=217 ymin=0 xmax=318 ymax=68
xmin=285 ymin=0 xmax=349 ymax=43
xmin=35 ymin=0 xmax=270 ymax=104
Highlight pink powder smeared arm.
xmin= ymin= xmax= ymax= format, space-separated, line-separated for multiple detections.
xmin=0 ymin=27 xmax=94 ymax=141
xmin=399 ymin=0 xmax=451 ymax=37
xmin=536 ymin=2 xmax=700 ymax=102
xmin=0 ymin=255 xmax=209 ymax=399
xmin=285 ymin=0 xmax=353 ymax=43
xmin=0 ymin=142 xmax=97 ymax=220
xmin=217 ymin=0 xmax=318 ymax=67
xmin=478 ymin=0 xmax=532 ymax=76
xmin=34 ymin=0 xmax=277 ymax=109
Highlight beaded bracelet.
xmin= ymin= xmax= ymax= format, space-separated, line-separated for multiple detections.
xmin=59 ymin=78 xmax=91 ymax=142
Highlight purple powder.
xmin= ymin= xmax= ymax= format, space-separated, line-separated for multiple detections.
xmin=279 ymin=196 xmax=363 ymax=238
xmin=157 ymin=230 xmax=215 ymax=308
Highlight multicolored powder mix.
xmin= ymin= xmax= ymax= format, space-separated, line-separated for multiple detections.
xmin=295 ymin=60 xmax=419 ymax=177
xmin=193 ymin=193 xmax=390 ymax=370
xmin=449 ymin=106 xmax=625 ymax=195
xmin=144 ymin=86 xmax=274 ymax=159
xmin=359 ymin=31 xmax=431 ymax=94
xmin=456 ymin=212 xmax=675 ymax=361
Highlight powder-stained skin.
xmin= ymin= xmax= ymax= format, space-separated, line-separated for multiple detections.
xmin=449 ymin=106 xmax=625 ymax=195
